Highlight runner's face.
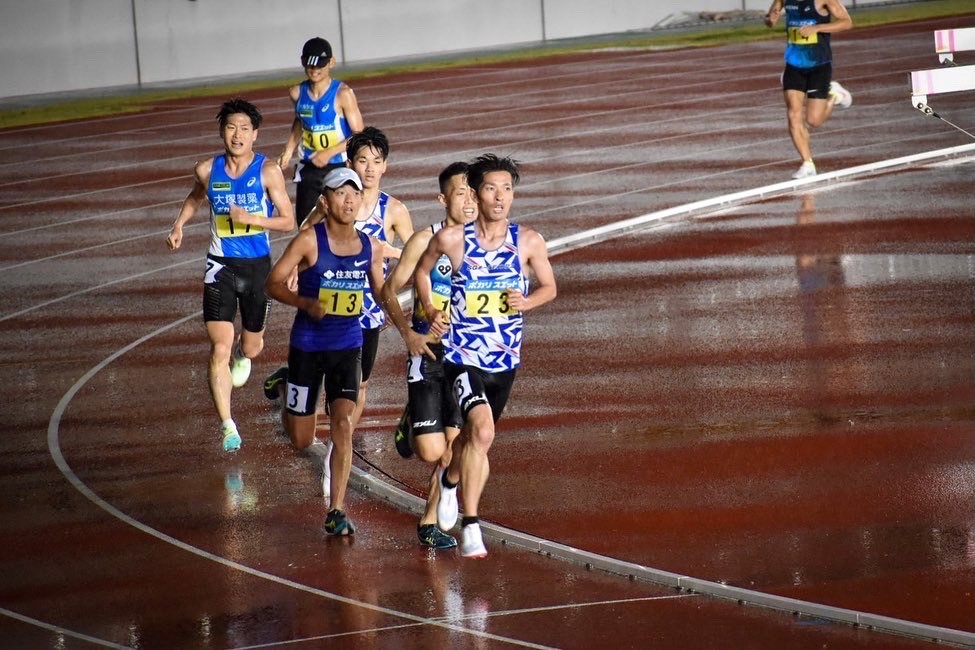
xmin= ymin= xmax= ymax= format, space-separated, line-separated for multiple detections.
xmin=221 ymin=113 xmax=257 ymax=157
xmin=476 ymin=171 xmax=514 ymax=223
xmin=349 ymin=146 xmax=387 ymax=189
xmin=325 ymin=184 xmax=362 ymax=225
xmin=304 ymin=59 xmax=332 ymax=82
xmin=440 ymin=174 xmax=478 ymax=226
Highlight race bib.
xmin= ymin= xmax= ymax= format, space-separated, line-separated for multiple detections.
xmin=414 ymin=283 xmax=451 ymax=322
xmin=787 ymin=26 xmax=818 ymax=44
xmin=302 ymin=128 xmax=341 ymax=152
xmin=318 ymin=282 xmax=363 ymax=316
xmin=215 ymin=213 xmax=264 ymax=238
xmin=465 ymin=278 xmax=520 ymax=319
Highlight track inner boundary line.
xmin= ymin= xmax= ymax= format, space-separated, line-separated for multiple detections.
xmin=43 ymin=143 xmax=975 ymax=649
xmin=375 ymin=141 xmax=975 ymax=649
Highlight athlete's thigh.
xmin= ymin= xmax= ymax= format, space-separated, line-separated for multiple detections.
xmin=322 ymin=347 xmax=362 ymax=405
xmin=236 ymin=257 xmax=272 ymax=333
xmin=360 ymin=327 xmax=380 ymax=382
xmin=482 ymin=369 xmax=517 ymax=423
xmin=203 ymin=259 xmax=238 ymax=323
xmin=285 ymin=346 xmax=326 ymax=416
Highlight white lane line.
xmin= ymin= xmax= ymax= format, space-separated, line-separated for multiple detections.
xmin=232 ymin=594 xmax=696 ymax=649
xmin=46 ymin=320 xmax=553 ymax=648
xmin=25 ymin=145 xmax=974 ymax=650
xmin=0 ymin=606 xmax=131 ymax=649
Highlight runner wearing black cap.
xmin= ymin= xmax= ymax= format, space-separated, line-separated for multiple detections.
xmin=277 ymin=37 xmax=364 ymax=225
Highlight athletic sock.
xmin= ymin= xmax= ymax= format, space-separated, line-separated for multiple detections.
xmin=441 ymin=471 xmax=458 ymax=489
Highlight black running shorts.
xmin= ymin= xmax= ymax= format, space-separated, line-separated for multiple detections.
xmin=202 ymin=255 xmax=271 ymax=332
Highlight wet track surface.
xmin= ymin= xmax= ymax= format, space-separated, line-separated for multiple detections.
xmin=0 ymin=14 xmax=973 ymax=649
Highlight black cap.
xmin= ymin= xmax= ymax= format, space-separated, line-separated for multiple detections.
xmin=301 ymin=37 xmax=333 ymax=67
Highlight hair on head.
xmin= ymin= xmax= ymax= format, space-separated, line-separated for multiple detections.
xmin=216 ymin=97 xmax=262 ymax=129
xmin=467 ymin=153 xmax=520 ymax=191
xmin=346 ymin=126 xmax=390 ymax=161
xmin=438 ymin=161 xmax=470 ymax=194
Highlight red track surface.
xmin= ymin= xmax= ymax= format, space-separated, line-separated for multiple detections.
xmin=1 ymin=15 xmax=973 ymax=649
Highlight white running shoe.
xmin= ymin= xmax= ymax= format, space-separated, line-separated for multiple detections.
xmin=829 ymin=81 xmax=853 ymax=109
xmin=436 ymin=466 xmax=459 ymax=531
xmin=229 ymin=348 xmax=252 ymax=388
xmin=792 ymin=160 xmax=817 ymax=179
xmin=460 ymin=523 xmax=488 ymax=558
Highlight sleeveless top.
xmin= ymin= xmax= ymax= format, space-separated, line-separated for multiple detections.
xmin=206 ymin=153 xmax=272 ymax=259
xmin=444 ymin=222 xmax=527 ymax=373
xmin=784 ymin=0 xmax=832 ymax=69
xmin=296 ymin=79 xmax=350 ymax=166
xmin=289 ymin=223 xmax=372 ymax=352
xmin=353 ymin=192 xmax=391 ymax=330
xmin=412 ymin=221 xmax=452 ymax=338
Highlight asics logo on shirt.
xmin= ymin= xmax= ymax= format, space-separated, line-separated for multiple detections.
xmin=247 ymin=178 xmax=257 ymax=187
xmin=320 ymin=104 xmax=331 ymax=112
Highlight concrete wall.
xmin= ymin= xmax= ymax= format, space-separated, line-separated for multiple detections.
xmin=0 ymin=0 xmax=905 ymax=100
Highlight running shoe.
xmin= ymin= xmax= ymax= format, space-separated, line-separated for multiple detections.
xmin=393 ymin=407 xmax=413 ymax=458
xmin=436 ymin=466 xmax=459 ymax=531
xmin=460 ymin=523 xmax=487 ymax=558
xmin=221 ymin=421 xmax=242 ymax=452
xmin=418 ymin=524 xmax=457 ymax=549
xmin=324 ymin=508 xmax=356 ymax=536
xmin=229 ymin=347 xmax=252 ymax=388
xmin=829 ymin=81 xmax=853 ymax=109
xmin=792 ymin=160 xmax=817 ymax=179
xmin=263 ymin=366 xmax=288 ymax=400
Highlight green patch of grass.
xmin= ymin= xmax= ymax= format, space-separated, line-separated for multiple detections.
xmin=1 ymin=0 xmax=970 ymax=129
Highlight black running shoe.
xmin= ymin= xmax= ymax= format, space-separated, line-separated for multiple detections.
xmin=324 ymin=508 xmax=356 ymax=536
xmin=263 ymin=366 xmax=288 ymax=400
xmin=393 ymin=407 xmax=413 ymax=458
xmin=418 ymin=524 xmax=457 ymax=549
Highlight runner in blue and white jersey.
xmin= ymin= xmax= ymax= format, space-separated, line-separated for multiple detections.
xmin=414 ymin=154 xmax=557 ymax=558
xmin=380 ymin=162 xmax=478 ymax=550
xmin=167 ymin=98 xmax=295 ymax=452
xmin=277 ymin=37 xmax=363 ymax=225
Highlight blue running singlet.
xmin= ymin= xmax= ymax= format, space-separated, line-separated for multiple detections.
xmin=784 ymin=0 xmax=832 ymax=69
xmin=290 ymin=223 xmax=372 ymax=352
xmin=296 ymin=80 xmax=351 ymax=166
xmin=206 ymin=153 xmax=273 ymax=259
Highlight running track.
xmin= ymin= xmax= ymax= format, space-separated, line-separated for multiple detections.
xmin=0 ymin=15 xmax=973 ymax=649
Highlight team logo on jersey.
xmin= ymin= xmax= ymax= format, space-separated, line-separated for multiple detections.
xmin=211 ymin=182 xmax=231 ymax=191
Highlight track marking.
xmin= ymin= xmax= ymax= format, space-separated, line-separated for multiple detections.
xmin=46 ymin=316 xmax=552 ymax=649
xmin=232 ymin=594 xmax=696 ymax=649
xmin=0 ymin=606 xmax=130 ymax=649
